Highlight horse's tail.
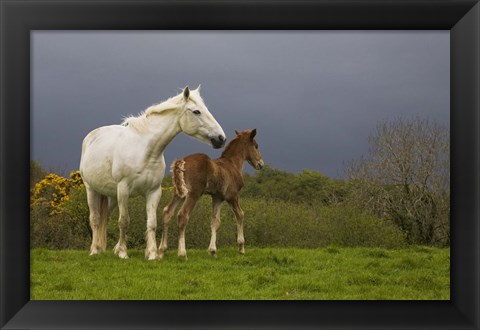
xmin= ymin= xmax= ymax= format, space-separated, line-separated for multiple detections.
xmin=171 ymin=159 xmax=188 ymax=198
xmin=97 ymin=195 xmax=109 ymax=251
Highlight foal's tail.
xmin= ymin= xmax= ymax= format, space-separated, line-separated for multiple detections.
xmin=171 ymin=160 xmax=188 ymax=198
xmin=97 ymin=195 xmax=109 ymax=251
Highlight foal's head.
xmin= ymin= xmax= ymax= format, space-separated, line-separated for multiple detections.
xmin=234 ymin=129 xmax=264 ymax=170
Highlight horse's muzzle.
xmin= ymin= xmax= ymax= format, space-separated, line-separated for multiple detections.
xmin=256 ymin=160 xmax=265 ymax=170
xmin=210 ymin=135 xmax=226 ymax=149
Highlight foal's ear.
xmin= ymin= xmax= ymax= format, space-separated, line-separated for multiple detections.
xmin=195 ymin=84 xmax=201 ymax=93
xmin=183 ymin=86 xmax=190 ymax=101
xmin=250 ymin=129 xmax=257 ymax=140
xmin=235 ymin=129 xmax=240 ymax=136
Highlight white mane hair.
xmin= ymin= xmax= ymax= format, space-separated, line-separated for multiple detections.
xmin=121 ymin=89 xmax=204 ymax=133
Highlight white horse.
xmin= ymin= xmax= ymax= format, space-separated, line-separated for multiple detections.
xmin=79 ymin=86 xmax=226 ymax=260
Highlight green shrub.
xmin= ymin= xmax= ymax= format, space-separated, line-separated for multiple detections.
xmin=30 ymin=169 xmax=406 ymax=251
xmin=149 ymin=197 xmax=406 ymax=250
xmin=30 ymin=160 xmax=48 ymax=188
xmin=31 ymin=186 xmax=406 ymax=250
xmin=317 ymin=206 xmax=406 ymax=248
xmin=242 ymin=166 xmax=348 ymax=206
xmin=30 ymin=201 xmax=90 ymax=250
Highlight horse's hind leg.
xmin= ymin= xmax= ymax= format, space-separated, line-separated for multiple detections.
xmin=177 ymin=193 xmax=200 ymax=260
xmin=86 ymin=186 xmax=102 ymax=256
xmin=208 ymin=196 xmax=223 ymax=257
xmin=97 ymin=197 xmax=117 ymax=252
xmin=95 ymin=195 xmax=110 ymax=252
xmin=158 ymin=193 xmax=183 ymax=259
xmin=113 ymin=182 xmax=130 ymax=259
xmin=228 ymin=197 xmax=245 ymax=255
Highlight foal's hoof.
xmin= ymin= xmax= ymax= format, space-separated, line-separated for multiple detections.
xmin=208 ymin=249 xmax=217 ymax=258
xmin=178 ymin=253 xmax=188 ymax=261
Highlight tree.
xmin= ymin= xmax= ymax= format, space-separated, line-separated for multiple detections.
xmin=346 ymin=117 xmax=450 ymax=245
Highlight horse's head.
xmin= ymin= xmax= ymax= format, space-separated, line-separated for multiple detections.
xmin=236 ymin=129 xmax=265 ymax=170
xmin=179 ymin=86 xmax=226 ymax=149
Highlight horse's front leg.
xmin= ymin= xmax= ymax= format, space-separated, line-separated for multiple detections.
xmin=145 ymin=188 xmax=162 ymax=260
xmin=208 ymin=197 xmax=223 ymax=257
xmin=113 ymin=182 xmax=130 ymax=259
xmin=86 ymin=186 xmax=102 ymax=256
xmin=229 ymin=197 xmax=245 ymax=255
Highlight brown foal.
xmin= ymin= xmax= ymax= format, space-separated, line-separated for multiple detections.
xmin=158 ymin=129 xmax=264 ymax=259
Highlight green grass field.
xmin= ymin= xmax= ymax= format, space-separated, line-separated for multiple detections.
xmin=31 ymin=246 xmax=449 ymax=300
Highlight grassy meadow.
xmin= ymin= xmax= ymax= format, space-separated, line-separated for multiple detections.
xmin=31 ymin=246 xmax=449 ymax=300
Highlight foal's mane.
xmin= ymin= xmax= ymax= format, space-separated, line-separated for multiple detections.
xmin=121 ymin=90 xmax=204 ymax=132
xmin=221 ymin=132 xmax=250 ymax=158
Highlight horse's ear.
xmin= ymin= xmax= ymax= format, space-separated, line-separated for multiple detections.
xmin=250 ymin=129 xmax=257 ymax=140
xmin=196 ymin=84 xmax=201 ymax=93
xmin=183 ymin=86 xmax=190 ymax=101
xmin=235 ymin=129 xmax=240 ymax=136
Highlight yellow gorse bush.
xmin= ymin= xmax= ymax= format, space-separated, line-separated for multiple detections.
xmin=31 ymin=169 xmax=173 ymax=216
xmin=31 ymin=170 xmax=84 ymax=215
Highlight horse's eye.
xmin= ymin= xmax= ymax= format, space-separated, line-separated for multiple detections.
xmin=193 ymin=110 xmax=201 ymax=115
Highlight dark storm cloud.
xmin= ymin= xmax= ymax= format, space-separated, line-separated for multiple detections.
xmin=32 ymin=31 xmax=449 ymax=177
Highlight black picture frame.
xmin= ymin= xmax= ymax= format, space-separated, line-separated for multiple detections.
xmin=1 ymin=0 xmax=479 ymax=329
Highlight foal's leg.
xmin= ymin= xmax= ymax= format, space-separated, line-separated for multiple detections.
xmin=158 ymin=193 xmax=183 ymax=259
xmin=113 ymin=182 xmax=130 ymax=259
xmin=145 ymin=187 xmax=162 ymax=260
xmin=177 ymin=194 xmax=200 ymax=260
xmin=86 ymin=186 xmax=102 ymax=256
xmin=228 ymin=197 xmax=246 ymax=254
xmin=208 ymin=196 xmax=223 ymax=257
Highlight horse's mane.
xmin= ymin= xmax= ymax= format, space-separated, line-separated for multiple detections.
xmin=121 ymin=90 xmax=204 ymax=133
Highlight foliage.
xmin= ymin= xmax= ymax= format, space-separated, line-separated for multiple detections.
xmin=31 ymin=170 xmax=84 ymax=215
xmin=30 ymin=167 xmax=90 ymax=249
xmin=345 ymin=117 xmax=450 ymax=246
xmin=30 ymin=160 xmax=48 ymax=188
xmin=31 ymin=185 xmax=405 ymax=250
xmin=242 ymin=166 xmax=348 ymax=206
xmin=30 ymin=202 xmax=90 ymax=250
xmin=31 ymin=247 xmax=450 ymax=300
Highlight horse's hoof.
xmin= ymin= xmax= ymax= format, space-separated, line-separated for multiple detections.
xmin=90 ymin=245 xmax=101 ymax=255
xmin=208 ymin=249 xmax=217 ymax=257
xmin=118 ymin=252 xmax=129 ymax=259
xmin=146 ymin=251 xmax=157 ymax=261
xmin=178 ymin=253 xmax=188 ymax=261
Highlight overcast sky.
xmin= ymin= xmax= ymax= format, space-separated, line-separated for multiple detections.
xmin=31 ymin=31 xmax=449 ymax=177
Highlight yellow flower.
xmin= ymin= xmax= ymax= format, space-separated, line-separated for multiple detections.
xmin=31 ymin=170 xmax=84 ymax=215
